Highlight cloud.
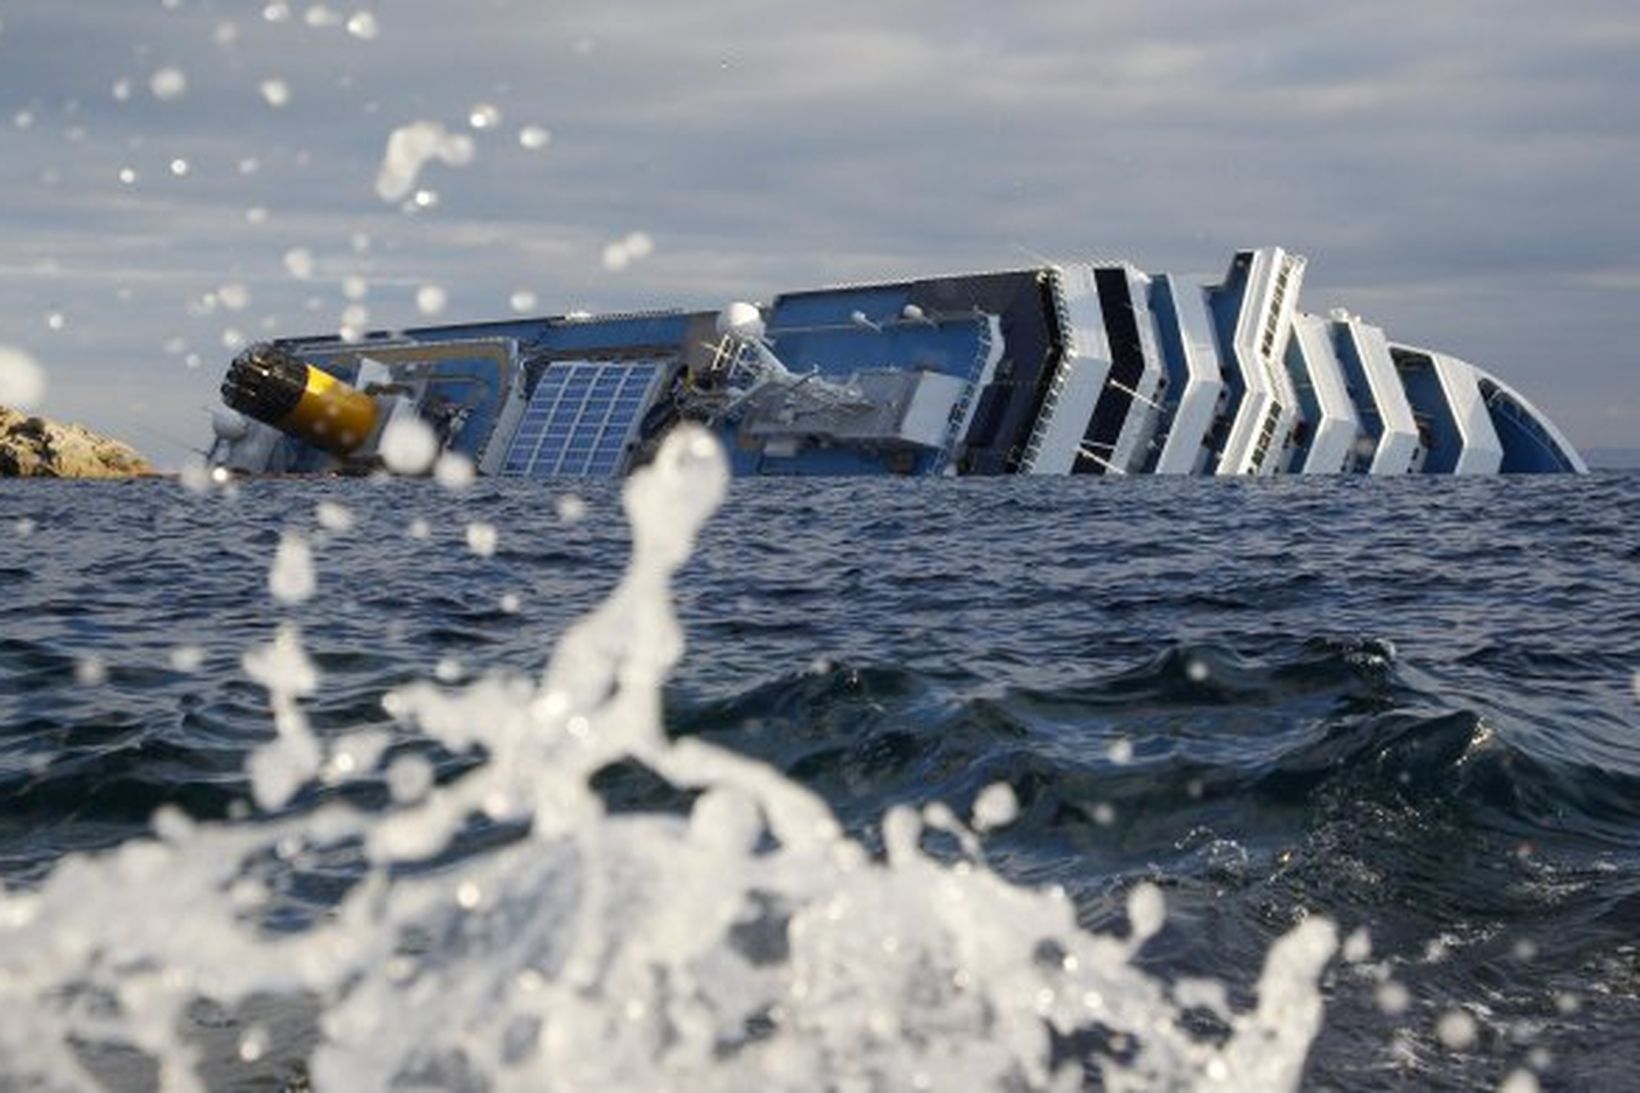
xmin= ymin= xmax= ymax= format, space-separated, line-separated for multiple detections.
xmin=0 ymin=0 xmax=1636 ymax=459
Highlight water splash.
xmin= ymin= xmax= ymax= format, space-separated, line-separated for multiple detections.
xmin=375 ymin=121 xmax=475 ymax=203
xmin=0 ymin=345 xmax=47 ymax=410
xmin=0 ymin=428 xmax=1337 ymax=1090
xmin=602 ymin=230 xmax=655 ymax=272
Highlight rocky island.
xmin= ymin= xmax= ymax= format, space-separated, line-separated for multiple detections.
xmin=0 ymin=406 xmax=151 ymax=478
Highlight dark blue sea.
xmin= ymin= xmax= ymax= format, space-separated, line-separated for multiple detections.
xmin=3 ymin=471 xmax=1638 ymax=1090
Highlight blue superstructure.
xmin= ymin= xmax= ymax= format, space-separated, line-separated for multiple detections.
xmin=208 ymin=247 xmax=1586 ymax=477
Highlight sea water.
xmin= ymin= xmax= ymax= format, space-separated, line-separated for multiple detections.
xmin=1 ymin=442 xmax=1637 ymax=1090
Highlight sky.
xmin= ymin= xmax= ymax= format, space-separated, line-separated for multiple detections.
xmin=1 ymin=0 xmax=1637 ymax=465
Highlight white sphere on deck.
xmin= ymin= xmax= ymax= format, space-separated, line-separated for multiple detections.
xmin=716 ymin=301 xmax=764 ymax=341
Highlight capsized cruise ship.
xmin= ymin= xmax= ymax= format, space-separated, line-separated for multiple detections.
xmin=207 ymin=247 xmax=1586 ymax=477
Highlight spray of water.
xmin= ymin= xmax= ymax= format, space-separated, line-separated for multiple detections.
xmin=0 ymin=427 xmax=1336 ymax=1090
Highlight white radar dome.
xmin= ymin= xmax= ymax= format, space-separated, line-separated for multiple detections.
xmin=210 ymin=407 xmax=249 ymax=441
xmin=716 ymin=301 xmax=765 ymax=341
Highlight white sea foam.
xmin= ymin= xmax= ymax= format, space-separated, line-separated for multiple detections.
xmin=0 ymin=428 xmax=1337 ymax=1090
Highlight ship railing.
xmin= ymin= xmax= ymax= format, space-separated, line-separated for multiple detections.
xmin=930 ymin=315 xmax=998 ymax=475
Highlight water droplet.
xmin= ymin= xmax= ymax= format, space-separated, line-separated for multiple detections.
xmin=283 ymin=247 xmax=315 ymax=279
xmin=1374 ymin=980 xmax=1410 ymax=1015
xmin=456 ymin=882 xmax=481 ymax=910
xmin=150 ymin=67 xmax=188 ymax=102
xmin=518 ymin=124 xmax=551 ymax=150
xmin=13 ymin=110 xmax=34 ymax=130
xmin=169 ymin=157 xmax=189 ymax=176
xmin=75 ymin=655 xmax=109 ymax=687
xmin=111 ymin=79 xmax=133 ymax=102
xmin=338 ymin=304 xmax=369 ymax=339
xmin=466 ymin=521 xmax=498 ymax=557
xmin=315 ymin=500 xmax=354 ymax=532
xmin=45 ymin=311 xmax=66 ymax=331
xmin=342 ymin=275 xmax=369 ymax=300
xmin=218 ymin=283 xmax=250 ymax=311
xmin=624 ymin=231 xmax=654 ymax=259
xmin=499 ymin=592 xmax=521 ymax=614
xmin=304 ymin=5 xmax=339 ymax=28
xmin=117 ymin=166 xmax=138 ymax=185
xmin=222 ymin=328 xmax=246 ymax=350
xmin=555 ymin=494 xmax=586 ymax=524
xmin=374 ymin=120 xmax=474 ymax=203
xmin=508 ymin=289 xmax=537 ymax=313
xmin=263 ymin=1 xmax=291 ymax=21
xmin=345 ymin=10 xmax=379 ymax=39
xmin=434 ymin=452 xmax=474 ymax=490
xmin=238 ymin=157 xmax=261 ymax=175
xmin=0 ymin=346 xmax=48 ymax=410
xmin=601 ymin=230 xmax=654 ymax=272
xmin=13 ymin=517 xmax=37 ymax=538
xmin=214 ymin=21 xmax=241 ymax=48
xmin=411 ymin=188 xmax=438 ymax=209
xmin=245 ymin=205 xmax=269 ymax=224
xmin=169 ymin=645 xmax=206 ymax=673
xmin=406 ymin=516 xmax=430 ymax=540
xmin=468 ymin=102 xmax=502 ymax=130
xmin=1126 ymin=882 xmax=1165 ymax=942
xmin=971 ymin=782 xmax=1019 ymax=831
xmin=1342 ymin=927 xmax=1372 ymax=963
xmin=259 ymin=78 xmax=291 ymax=107
xmin=1499 ymin=1069 xmax=1540 ymax=1093
xmin=1435 ymin=1008 xmax=1478 ymax=1050
xmin=380 ymin=415 xmax=437 ymax=474
xmin=1107 ymin=737 xmax=1134 ymax=764
xmin=269 ymin=531 xmax=316 ymax=604
xmin=415 ymin=284 xmax=447 ymax=316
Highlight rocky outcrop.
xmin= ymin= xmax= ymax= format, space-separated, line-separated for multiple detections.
xmin=0 ymin=406 xmax=152 ymax=478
